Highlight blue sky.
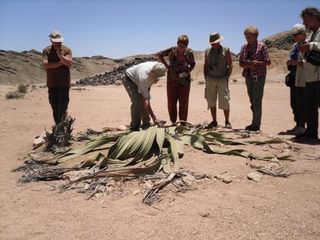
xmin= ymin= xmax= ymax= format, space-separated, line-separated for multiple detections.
xmin=0 ymin=0 xmax=319 ymax=58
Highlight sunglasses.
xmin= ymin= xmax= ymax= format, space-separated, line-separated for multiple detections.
xmin=178 ymin=42 xmax=187 ymax=48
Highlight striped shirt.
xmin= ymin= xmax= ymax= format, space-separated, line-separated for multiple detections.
xmin=239 ymin=41 xmax=271 ymax=77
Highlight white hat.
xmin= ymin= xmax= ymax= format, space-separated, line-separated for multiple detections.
xmin=291 ymin=24 xmax=306 ymax=35
xmin=49 ymin=31 xmax=64 ymax=43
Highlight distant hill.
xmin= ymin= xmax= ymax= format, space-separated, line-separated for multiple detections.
xmin=0 ymin=30 xmax=293 ymax=85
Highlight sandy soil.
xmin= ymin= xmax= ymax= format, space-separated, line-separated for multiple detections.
xmin=0 ymin=81 xmax=319 ymax=240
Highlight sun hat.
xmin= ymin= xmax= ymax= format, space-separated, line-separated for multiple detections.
xmin=49 ymin=31 xmax=64 ymax=43
xmin=291 ymin=24 xmax=306 ymax=35
xmin=209 ymin=32 xmax=224 ymax=44
xmin=152 ymin=62 xmax=166 ymax=78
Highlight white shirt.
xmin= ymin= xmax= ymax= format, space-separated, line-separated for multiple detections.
xmin=125 ymin=61 xmax=159 ymax=99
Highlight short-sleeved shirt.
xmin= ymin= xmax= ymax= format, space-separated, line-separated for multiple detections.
xmin=158 ymin=47 xmax=195 ymax=84
xmin=125 ymin=61 xmax=159 ymax=99
xmin=42 ymin=45 xmax=72 ymax=87
xmin=239 ymin=41 xmax=270 ymax=78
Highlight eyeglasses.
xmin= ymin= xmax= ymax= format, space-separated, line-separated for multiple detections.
xmin=178 ymin=42 xmax=187 ymax=48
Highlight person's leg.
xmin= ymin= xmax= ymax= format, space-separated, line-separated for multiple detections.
xmin=123 ymin=77 xmax=142 ymax=130
xmin=210 ymin=107 xmax=217 ymax=122
xmin=205 ymin=80 xmax=218 ymax=127
xmin=167 ymin=83 xmax=179 ymax=123
xmin=217 ymin=79 xmax=231 ymax=127
xmin=177 ymin=83 xmax=191 ymax=121
xmin=251 ymin=76 xmax=266 ymax=130
xmin=48 ymin=87 xmax=59 ymax=124
xmin=245 ymin=76 xmax=254 ymax=128
xmin=57 ymin=87 xmax=70 ymax=124
xmin=295 ymin=87 xmax=306 ymax=127
xmin=290 ymin=86 xmax=298 ymax=127
xmin=304 ymin=82 xmax=318 ymax=138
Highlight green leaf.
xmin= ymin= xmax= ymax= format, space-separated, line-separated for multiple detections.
xmin=156 ymin=127 xmax=165 ymax=152
xmin=165 ymin=133 xmax=180 ymax=171
xmin=59 ymin=133 xmax=122 ymax=162
xmin=203 ymin=142 xmax=250 ymax=158
xmin=190 ymin=134 xmax=205 ymax=149
xmin=134 ymin=127 xmax=157 ymax=160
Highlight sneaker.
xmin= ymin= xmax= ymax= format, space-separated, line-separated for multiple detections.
xmin=225 ymin=121 xmax=232 ymax=129
xmin=206 ymin=120 xmax=218 ymax=129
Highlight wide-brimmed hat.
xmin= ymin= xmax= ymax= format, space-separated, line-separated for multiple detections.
xmin=49 ymin=31 xmax=64 ymax=43
xmin=209 ymin=32 xmax=224 ymax=44
xmin=291 ymin=24 xmax=306 ymax=35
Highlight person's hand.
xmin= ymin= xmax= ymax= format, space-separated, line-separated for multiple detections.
xmin=143 ymin=99 xmax=150 ymax=109
xmin=287 ymin=59 xmax=298 ymax=66
xmin=298 ymin=43 xmax=310 ymax=53
xmin=153 ymin=119 xmax=166 ymax=127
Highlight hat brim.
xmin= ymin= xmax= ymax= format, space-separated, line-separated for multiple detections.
xmin=51 ymin=37 xmax=64 ymax=43
xmin=209 ymin=36 xmax=224 ymax=44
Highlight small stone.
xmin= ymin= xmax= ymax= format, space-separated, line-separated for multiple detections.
xmin=247 ymin=172 xmax=262 ymax=182
xmin=117 ymin=125 xmax=128 ymax=131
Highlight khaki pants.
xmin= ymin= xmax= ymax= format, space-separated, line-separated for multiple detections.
xmin=123 ymin=76 xmax=150 ymax=129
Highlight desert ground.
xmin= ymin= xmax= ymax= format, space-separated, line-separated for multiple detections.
xmin=0 ymin=79 xmax=319 ymax=240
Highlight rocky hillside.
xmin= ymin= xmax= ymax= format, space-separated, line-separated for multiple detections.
xmin=0 ymin=49 xmax=119 ymax=85
xmin=0 ymin=31 xmax=293 ymax=85
xmin=262 ymin=31 xmax=294 ymax=50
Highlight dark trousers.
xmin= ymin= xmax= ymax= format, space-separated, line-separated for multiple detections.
xmin=304 ymin=81 xmax=320 ymax=138
xmin=290 ymin=86 xmax=306 ymax=127
xmin=245 ymin=75 xmax=265 ymax=128
xmin=123 ymin=76 xmax=150 ymax=129
xmin=167 ymin=82 xmax=190 ymax=123
xmin=48 ymin=87 xmax=70 ymax=125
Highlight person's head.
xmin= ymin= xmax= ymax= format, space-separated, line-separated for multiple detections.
xmin=291 ymin=23 xmax=307 ymax=43
xmin=301 ymin=7 xmax=320 ymax=31
xmin=208 ymin=32 xmax=224 ymax=48
xmin=244 ymin=26 xmax=259 ymax=44
xmin=49 ymin=31 xmax=64 ymax=49
xmin=177 ymin=34 xmax=189 ymax=51
xmin=150 ymin=62 xmax=166 ymax=84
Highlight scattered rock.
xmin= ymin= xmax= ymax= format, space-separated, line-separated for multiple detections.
xmin=247 ymin=172 xmax=262 ymax=182
xmin=214 ymin=173 xmax=233 ymax=184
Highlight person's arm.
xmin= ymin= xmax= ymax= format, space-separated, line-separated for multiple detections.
xmin=252 ymin=44 xmax=271 ymax=66
xmin=203 ymin=52 xmax=209 ymax=79
xmin=56 ymin=49 xmax=73 ymax=67
xmin=239 ymin=46 xmax=250 ymax=68
xmin=187 ymin=51 xmax=196 ymax=73
xmin=226 ymin=49 xmax=233 ymax=77
xmin=157 ymin=48 xmax=170 ymax=70
xmin=141 ymin=96 xmax=158 ymax=125
xmin=43 ymin=59 xmax=63 ymax=70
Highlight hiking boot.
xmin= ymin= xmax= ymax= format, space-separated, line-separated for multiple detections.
xmin=225 ymin=121 xmax=232 ymax=129
xmin=206 ymin=120 xmax=218 ymax=129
